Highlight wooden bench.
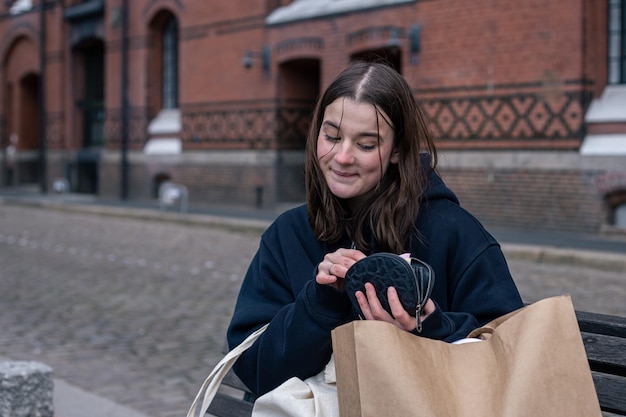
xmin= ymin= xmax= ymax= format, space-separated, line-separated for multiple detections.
xmin=205 ymin=310 xmax=626 ymax=417
xmin=576 ymin=310 xmax=626 ymax=416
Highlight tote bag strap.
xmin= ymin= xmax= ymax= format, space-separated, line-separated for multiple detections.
xmin=186 ymin=323 xmax=269 ymax=417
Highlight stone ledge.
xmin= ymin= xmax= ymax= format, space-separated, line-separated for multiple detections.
xmin=0 ymin=361 xmax=54 ymax=417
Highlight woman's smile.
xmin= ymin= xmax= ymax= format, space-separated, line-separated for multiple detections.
xmin=332 ymin=169 xmax=358 ymax=178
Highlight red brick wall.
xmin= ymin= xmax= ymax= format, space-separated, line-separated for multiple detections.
xmin=1 ymin=0 xmax=623 ymax=233
xmin=441 ymin=166 xmax=605 ymax=233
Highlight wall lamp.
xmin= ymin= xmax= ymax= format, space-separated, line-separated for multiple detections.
xmin=241 ymin=45 xmax=271 ymax=75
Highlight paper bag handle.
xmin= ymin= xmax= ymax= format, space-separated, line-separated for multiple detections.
xmin=466 ymin=307 xmax=523 ymax=339
xmin=467 ymin=326 xmax=494 ymax=340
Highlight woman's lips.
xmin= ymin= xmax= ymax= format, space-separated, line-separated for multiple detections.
xmin=332 ymin=169 xmax=357 ymax=177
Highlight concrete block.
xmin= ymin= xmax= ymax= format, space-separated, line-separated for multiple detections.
xmin=0 ymin=361 xmax=54 ymax=417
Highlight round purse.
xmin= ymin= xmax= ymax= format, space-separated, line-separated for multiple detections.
xmin=344 ymin=252 xmax=435 ymax=332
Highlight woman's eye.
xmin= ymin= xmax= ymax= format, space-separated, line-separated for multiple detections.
xmin=324 ymin=134 xmax=340 ymax=142
xmin=358 ymin=143 xmax=376 ymax=151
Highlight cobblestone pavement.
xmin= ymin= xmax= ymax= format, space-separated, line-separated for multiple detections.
xmin=0 ymin=204 xmax=624 ymax=417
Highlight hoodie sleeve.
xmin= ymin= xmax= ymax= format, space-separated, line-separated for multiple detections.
xmin=412 ymin=192 xmax=524 ymax=342
xmin=417 ymin=243 xmax=523 ymax=342
xmin=226 ymin=210 xmax=354 ymax=396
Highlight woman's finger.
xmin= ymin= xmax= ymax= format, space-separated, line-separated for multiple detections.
xmin=364 ymin=282 xmax=398 ymax=323
xmin=387 ymin=287 xmax=416 ymax=331
xmin=355 ymin=290 xmax=372 ymax=319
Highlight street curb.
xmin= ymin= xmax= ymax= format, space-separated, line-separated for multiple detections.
xmin=54 ymin=378 xmax=152 ymax=417
xmin=0 ymin=195 xmax=271 ymax=233
xmin=501 ymin=243 xmax=626 ymax=273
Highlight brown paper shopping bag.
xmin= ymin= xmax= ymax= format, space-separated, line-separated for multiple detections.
xmin=331 ymin=295 xmax=602 ymax=417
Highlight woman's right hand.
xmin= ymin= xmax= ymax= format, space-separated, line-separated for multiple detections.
xmin=316 ymin=248 xmax=366 ymax=290
xmin=355 ymin=284 xmax=436 ymax=332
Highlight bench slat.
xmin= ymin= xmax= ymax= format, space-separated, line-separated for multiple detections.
xmin=206 ymin=392 xmax=254 ymax=417
xmin=593 ymin=372 xmax=626 ymax=415
xmin=577 ymin=311 xmax=626 ymax=338
xmin=582 ymin=332 xmax=626 ymax=375
xmin=222 ymin=369 xmax=254 ymax=394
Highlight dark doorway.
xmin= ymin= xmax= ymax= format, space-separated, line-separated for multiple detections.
xmin=276 ymin=58 xmax=320 ymax=202
xmin=72 ymin=39 xmax=104 ymax=194
xmin=351 ymin=48 xmax=402 ymax=74
xmin=80 ymin=42 xmax=105 ymax=148
xmin=16 ymin=73 xmax=41 ymax=184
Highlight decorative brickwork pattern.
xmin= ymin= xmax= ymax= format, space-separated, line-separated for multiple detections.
xmin=181 ymin=100 xmax=313 ymax=150
xmin=420 ymin=88 xmax=593 ymax=148
xmin=45 ymin=112 xmax=64 ymax=149
xmin=104 ymin=107 xmax=151 ymax=149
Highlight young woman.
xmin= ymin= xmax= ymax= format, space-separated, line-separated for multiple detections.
xmin=227 ymin=62 xmax=523 ymax=396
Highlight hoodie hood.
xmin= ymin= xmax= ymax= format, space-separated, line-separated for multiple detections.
xmin=418 ymin=152 xmax=459 ymax=205
xmin=423 ymin=168 xmax=460 ymax=205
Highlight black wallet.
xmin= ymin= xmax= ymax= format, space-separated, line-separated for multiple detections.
xmin=344 ymin=252 xmax=435 ymax=332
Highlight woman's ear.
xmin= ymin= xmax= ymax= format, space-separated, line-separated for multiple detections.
xmin=390 ymin=148 xmax=400 ymax=164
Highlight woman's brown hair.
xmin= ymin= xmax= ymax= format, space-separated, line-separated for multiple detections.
xmin=305 ymin=61 xmax=438 ymax=253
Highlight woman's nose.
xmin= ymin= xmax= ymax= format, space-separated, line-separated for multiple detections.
xmin=334 ymin=142 xmax=354 ymax=164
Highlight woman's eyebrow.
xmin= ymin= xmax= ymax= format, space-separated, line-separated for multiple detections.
xmin=322 ymin=120 xmax=380 ymax=139
xmin=322 ymin=120 xmax=340 ymax=129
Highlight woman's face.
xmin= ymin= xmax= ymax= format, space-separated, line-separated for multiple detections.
xmin=317 ymin=97 xmax=398 ymax=209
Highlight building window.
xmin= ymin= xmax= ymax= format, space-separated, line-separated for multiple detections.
xmin=608 ymin=0 xmax=626 ymax=84
xmin=162 ymin=17 xmax=178 ymax=109
xmin=145 ymin=11 xmax=182 ymax=147
xmin=615 ymin=203 xmax=626 ymax=227
xmin=605 ymin=189 xmax=626 ymax=228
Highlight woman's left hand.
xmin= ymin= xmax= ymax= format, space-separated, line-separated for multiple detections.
xmin=355 ymin=283 xmax=435 ymax=332
xmin=316 ymin=248 xmax=366 ymax=290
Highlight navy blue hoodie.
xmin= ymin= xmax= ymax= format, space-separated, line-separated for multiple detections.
xmin=227 ymin=170 xmax=523 ymax=396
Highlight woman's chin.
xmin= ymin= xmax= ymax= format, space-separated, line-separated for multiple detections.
xmin=328 ymin=187 xmax=356 ymax=200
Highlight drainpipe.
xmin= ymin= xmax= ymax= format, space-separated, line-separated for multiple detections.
xmin=119 ymin=0 xmax=129 ymax=200
xmin=39 ymin=0 xmax=48 ymax=193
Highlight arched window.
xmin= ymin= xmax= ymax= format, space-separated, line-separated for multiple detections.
xmin=606 ymin=189 xmax=626 ymax=228
xmin=162 ymin=17 xmax=178 ymax=109
xmin=146 ymin=11 xmax=181 ymax=154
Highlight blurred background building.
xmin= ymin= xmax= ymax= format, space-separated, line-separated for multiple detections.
xmin=0 ymin=0 xmax=625 ymax=234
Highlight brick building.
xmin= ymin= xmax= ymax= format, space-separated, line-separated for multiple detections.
xmin=0 ymin=0 xmax=625 ymax=233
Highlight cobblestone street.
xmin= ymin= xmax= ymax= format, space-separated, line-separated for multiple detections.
xmin=0 ymin=204 xmax=624 ymax=417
